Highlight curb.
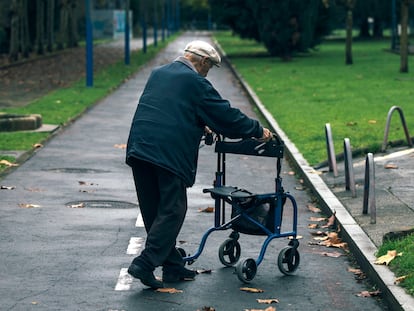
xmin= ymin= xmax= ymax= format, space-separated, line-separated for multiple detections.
xmin=213 ymin=39 xmax=414 ymax=311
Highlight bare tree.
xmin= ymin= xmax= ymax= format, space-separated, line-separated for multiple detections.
xmin=9 ymin=0 xmax=31 ymax=61
xmin=399 ymin=0 xmax=409 ymax=73
xmin=46 ymin=0 xmax=55 ymax=52
xmin=36 ymin=0 xmax=46 ymax=55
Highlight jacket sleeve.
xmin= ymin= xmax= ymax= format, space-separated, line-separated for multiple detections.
xmin=196 ymin=78 xmax=263 ymax=139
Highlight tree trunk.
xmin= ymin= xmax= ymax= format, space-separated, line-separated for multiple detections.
xmin=56 ymin=0 xmax=68 ymax=50
xmin=67 ymin=0 xmax=78 ymax=48
xmin=20 ymin=0 xmax=31 ymax=58
xmin=400 ymin=0 xmax=409 ymax=73
xmin=9 ymin=0 xmax=20 ymax=61
xmin=46 ymin=0 xmax=55 ymax=52
xmin=36 ymin=0 xmax=45 ymax=55
xmin=345 ymin=9 xmax=353 ymax=65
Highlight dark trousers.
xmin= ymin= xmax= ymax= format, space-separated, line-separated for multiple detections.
xmin=130 ymin=158 xmax=187 ymax=271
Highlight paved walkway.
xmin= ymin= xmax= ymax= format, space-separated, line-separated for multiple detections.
xmin=0 ymin=31 xmax=412 ymax=310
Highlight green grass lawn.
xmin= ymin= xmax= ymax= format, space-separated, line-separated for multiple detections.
xmin=377 ymin=234 xmax=414 ymax=296
xmin=214 ymin=31 xmax=414 ymax=165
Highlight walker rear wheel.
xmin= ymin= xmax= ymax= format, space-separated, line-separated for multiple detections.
xmin=218 ymin=238 xmax=241 ymax=267
xmin=236 ymin=258 xmax=257 ymax=283
xmin=277 ymin=246 xmax=300 ymax=275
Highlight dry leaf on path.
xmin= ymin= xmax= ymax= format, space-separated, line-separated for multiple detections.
xmin=1 ymin=185 xmax=16 ymax=190
xmin=155 ymin=288 xmax=183 ymax=294
xmin=309 ymin=216 xmax=326 ymax=222
xmin=18 ymin=203 xmax=40 ymax=208
xmin=199 ymin=206 xmax=214 ymax=213
xmin=114 ymin=144 xmax=127 ymax=149
xmin=374 ymin=250 xmax=402 ymax=266
xmin=67 ymin=203 xmax=85 ymax=208
xmin=240 ymin=287 xmax=265 ymax=293
xmin=322 ymin=251 xmax=343 ymax=258
xmin=307 ymin=204 xmax=321 ymax=213
xmin=357 ymin=290 xmax=381 ymax=297
xmin=322 ymin=212 xmax=336 ymax=228
xmin=308 ymin=223 xmax=319 ymax=229
xmin=0 ymin=160 xmax=18 ymax=167
xmin=384 ymin=163 xmax=398 ymax=169
xmin=257 ymin=298 xmax=279 ymax=304
xmin=244 ymin=307 xmax=276 ymax=311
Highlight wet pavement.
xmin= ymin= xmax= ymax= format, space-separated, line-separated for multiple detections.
xmin=0 ymin=31 xmax=409 ymax=310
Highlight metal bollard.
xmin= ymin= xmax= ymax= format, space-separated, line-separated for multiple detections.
xmin=325 ymin=123 xmax=338 ymax=177
xmin=344 ymin=138 xmax=356 ymax=198
xmin=363 ymin=153 xmax=376 ymax=224
xmin=381 ymin=105 xmax=412 ymax=152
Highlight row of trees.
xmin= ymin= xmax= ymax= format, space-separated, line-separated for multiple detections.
xmin=0 ymin=0 xmax=192 ymax=62
xmin=0 ymin=0 xmax=412 ymax=66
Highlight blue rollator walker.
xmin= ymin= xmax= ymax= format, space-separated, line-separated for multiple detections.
xmin=181 ymin=133 xmax=300 ymax=283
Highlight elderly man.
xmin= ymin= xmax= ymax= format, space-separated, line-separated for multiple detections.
xmin=126 ymin=40 xmax=272 ymax=289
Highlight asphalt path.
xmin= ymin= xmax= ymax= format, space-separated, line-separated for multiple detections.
xmin=0 ymin=32 xmax=389 ymax=311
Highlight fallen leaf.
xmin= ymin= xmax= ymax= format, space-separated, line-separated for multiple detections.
xmin=310 ymin=230 xmax=327 ymax=236
xmin=1 ymin=185 xmax=16 ymax=190
xmin=155 ymin=287 xmax=183 ymax=294
xmin=114 ymin=144 xmax=127 ymax=149
xmin=295 ymin=186 xmax=305 ymax=191
xmin=257 ymin=298 xmax=279 ymax=304
xmin=384 ymin=163 xmax=398 ymax=169
xmin=25 ymin=187 xmax=44 ymax=192
xmin=374 ymin=250 xmax=402 ymax=265
xmin=357 ymin=290 xmax=381 ymax=297
xmin=19 ymin=203 xmax=40 ymax=208
xmin=309 ymin=216 xmax=326 ymax=222
xmin=307 ymin=204 xmax=321 ymax=213
xmin=288 ymin=171 xmax=295 ymax=175
xmin=67 ymin=203 xmax=85 ymax=208
xmin=0 ymin=160 xmax=18 ymax=167
xmin=79 ymin=189 xmax=96 ymax=193
xmin=322 ymin=251 xmax=343 ymax=258
xmin=240 ymin=287 xmax=265 ymax=293
xmin=368 ymin=120 xmax=377 ymax=124
xmin=78 ymin=181 xmax=97 ymax=186
xmin=199 ymin=206 xmax=214 ymax=213
xmin=196 ymin=269 xmax=212 ymax=274
xmin=322 ymin=212 xmax=336 ymax=228
xmin=394 ymin=275 xmax=408 ymax=284
xmin=244 ymin=307 xmax=276 ymax=311
xmin=308 ymin=223 xmax=319 ymax=229
xmin=33 ymin=143 xmax=43 ymax=148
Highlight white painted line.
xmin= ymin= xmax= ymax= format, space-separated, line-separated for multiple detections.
xmin=114 ymin=268 xmax=133 ymax=291
xmin=135 ymin=213 xmax=144 ymax=227
xmin=126 ymin=237 xmax=145 ymax=255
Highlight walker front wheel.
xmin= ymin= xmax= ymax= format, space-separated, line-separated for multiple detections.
xmin=236 ymin=258 xmax=257 ymax=283
xmin=218 ymin=238 xmax=241 ymax=267
xmin=277 ymin=246 xmax=300 ymax=276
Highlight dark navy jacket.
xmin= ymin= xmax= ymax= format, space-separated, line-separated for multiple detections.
xmin=126 ymin=58 xmax=263 ymax=187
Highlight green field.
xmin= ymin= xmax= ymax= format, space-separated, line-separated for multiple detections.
xmin=213 ymin=31 xmax=414 ymax=165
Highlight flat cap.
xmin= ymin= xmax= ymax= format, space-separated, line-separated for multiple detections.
xmin=184 ymin=40 xmax=221 ymax=67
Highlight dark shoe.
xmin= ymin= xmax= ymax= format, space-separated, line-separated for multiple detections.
xmin=162 ymin=266 xmax=197 ymax=283
xmin=128 ymin=263 xmax=164 ymax=289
